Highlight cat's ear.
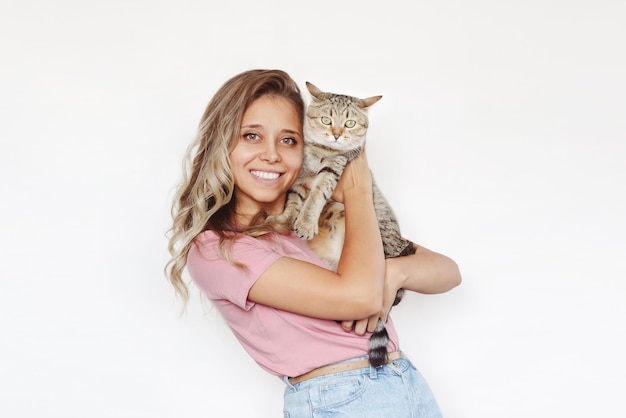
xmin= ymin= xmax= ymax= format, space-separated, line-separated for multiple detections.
xmin=305 ymin=82 xmax=324 ymax=99
xmin=359 ymin=95 xmax=383 ymax=108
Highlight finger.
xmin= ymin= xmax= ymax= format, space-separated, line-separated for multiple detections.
xmin=381 ymin=307 xmax=390 ymax=323
xmin=354 ymin=319 xmax=369 ymax=336
xmin=367 ymin=315 xmax=380 ymax=333
xmin=382 ymin=305 xmax=392 ymax=323
xmin=341 ymin=320 xmax=354 ymax=332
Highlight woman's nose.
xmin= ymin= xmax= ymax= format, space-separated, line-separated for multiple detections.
xmin=260 ymin=142 xmax=280 ymax=163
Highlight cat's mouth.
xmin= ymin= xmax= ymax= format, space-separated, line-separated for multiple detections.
xmin=250 ymin=170 xmax=281 ymax=181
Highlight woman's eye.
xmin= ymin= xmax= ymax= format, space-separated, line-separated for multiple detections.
xmin=243 ymin=133 xmax=260 ymax=141
xmin=344 ymin=120 xmax=356 ymax=128
xmin=320 ymin=116 xmax=332 ymax=126
xmin=281 ymin=137 xmax=297 ymax=145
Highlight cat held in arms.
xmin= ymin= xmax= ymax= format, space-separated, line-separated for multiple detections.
xmin=271 ymin=81 xmax=416 ymax=368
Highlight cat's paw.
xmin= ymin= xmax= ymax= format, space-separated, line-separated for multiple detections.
xmin=293 ymin=215 xmax=318 ymax=240
xmin=266 ymin=213 xmax=291 ymax=228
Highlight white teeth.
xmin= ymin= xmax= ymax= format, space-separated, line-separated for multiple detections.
xmin=251 ymin=170 xmax=280 ymax=180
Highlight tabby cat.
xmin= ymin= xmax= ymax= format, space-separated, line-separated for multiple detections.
xmin=273 ymin=82 xmax=415 ymax=368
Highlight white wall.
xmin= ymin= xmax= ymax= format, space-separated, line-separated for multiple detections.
xmin=2 ymin=1 xmax=624 ymax=417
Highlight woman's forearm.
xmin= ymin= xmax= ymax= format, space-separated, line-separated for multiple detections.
xmin=336 ymin=189 xmax=385 ymax=309
xmin=387 ymin=244 xmax=461 ymax=295
xmin=342 ymin=244 xmax=460 ymax=333
xmin=332 ymin=153 xmax=385 ymax=315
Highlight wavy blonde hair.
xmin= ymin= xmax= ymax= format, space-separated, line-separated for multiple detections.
xmin=165 ymin=69 xmax=305 ymax=305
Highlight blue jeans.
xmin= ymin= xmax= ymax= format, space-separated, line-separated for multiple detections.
xmin=282 ymin=355 xmax=442 ymax=417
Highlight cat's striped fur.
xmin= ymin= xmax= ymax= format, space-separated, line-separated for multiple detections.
xmin=273 ymin=82 xmax=415 ymax=368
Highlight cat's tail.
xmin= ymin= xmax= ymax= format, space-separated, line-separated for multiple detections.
xmin=368 ymin=319 xmax=390 ymax=368
xmin=368 ymin=288 xmax=405 ymax=368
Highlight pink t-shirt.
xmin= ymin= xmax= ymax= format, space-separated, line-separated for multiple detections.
xmin=187 ymin=230 xmax=400 ymax=377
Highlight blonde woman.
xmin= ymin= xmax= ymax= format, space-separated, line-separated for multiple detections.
xmin=166 ymin=69 xmax=461 ymax=417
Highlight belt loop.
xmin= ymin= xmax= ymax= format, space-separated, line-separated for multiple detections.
xmin=369 ymin=363 xmax=379 ymax=379
xmin=283 ymin=375 xmax=296 ymax=389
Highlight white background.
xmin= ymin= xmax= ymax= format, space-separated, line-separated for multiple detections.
xmin=1 ymin=0 xmax=625 ymax=417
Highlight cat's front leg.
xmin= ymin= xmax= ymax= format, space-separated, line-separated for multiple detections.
xmin=308 ymin=200 xmax=345 ymax=271
xmin=266 ymin=183 xmax=308 ymax=228
xmin=294 ymin=170 xmax=342 ymax=239
xmin=292 ymin=194 xmax=322 ymax=239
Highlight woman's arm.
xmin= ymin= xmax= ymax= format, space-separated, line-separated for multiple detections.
xmin=387 ymin=244 xmax=461 ymax=295
xmin=343 ymin=243 xmax=462 ymax=334
xmin=248 ymin=152 xmax=386 ymax=321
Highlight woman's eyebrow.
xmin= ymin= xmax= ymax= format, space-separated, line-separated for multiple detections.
xmin=241 ymin=124 xmax=301 ymax=136
xmin=282 ymin=128 xmax=302 ymax=136
xmin=240 ymin=123 xmax=263 ymax=130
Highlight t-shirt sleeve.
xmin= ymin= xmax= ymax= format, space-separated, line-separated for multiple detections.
xmin=186 ymin=232 xmax=283 ymax=311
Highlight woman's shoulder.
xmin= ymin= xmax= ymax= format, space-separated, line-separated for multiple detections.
xmin=192 ymin=229 xmax=322 ymax=261
xmin=194 ymin=229 xmax=219 ymax=244
xmin=192 ymin=229 xmax=295 ymax=258
xmin=194 ymin=229 xmax=280 ymax=246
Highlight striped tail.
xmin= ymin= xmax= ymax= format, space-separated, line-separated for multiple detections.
xmin=368 ymin=319 xmax=390 ymax=368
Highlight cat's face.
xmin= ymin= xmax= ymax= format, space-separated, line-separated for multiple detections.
xmin=303 ymin=82 xmax=381 ymax=153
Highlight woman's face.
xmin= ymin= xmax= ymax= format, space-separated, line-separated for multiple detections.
xmin=229 ymin=95 xmax=304 ymax=219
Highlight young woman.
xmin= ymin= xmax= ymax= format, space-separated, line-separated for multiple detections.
xmin=166 ymin=69 xmax=461 ymax=417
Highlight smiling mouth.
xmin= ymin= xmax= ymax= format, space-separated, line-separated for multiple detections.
xmin=250 ymin=170 xmax=281 ymax=180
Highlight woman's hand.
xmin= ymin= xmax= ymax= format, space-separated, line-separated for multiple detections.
xmin=341 ymin=244 xmax=461 ymax=334
xmin=341 ymin=256 xmax=405 ymax=335
xmin=331 ymin=151 xmax=373 ymax=203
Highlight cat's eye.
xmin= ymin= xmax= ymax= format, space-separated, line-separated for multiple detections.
xmin=344 ymin=120 xmax=356 ymax=128
xmin=320 ymin=116 xmax=332 ymax=126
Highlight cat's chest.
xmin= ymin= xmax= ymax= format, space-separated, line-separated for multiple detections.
xmin=302 ymin=151 xmax=345 ymax=175
xmin=303 ymin=155 xmax=326 ymax=173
